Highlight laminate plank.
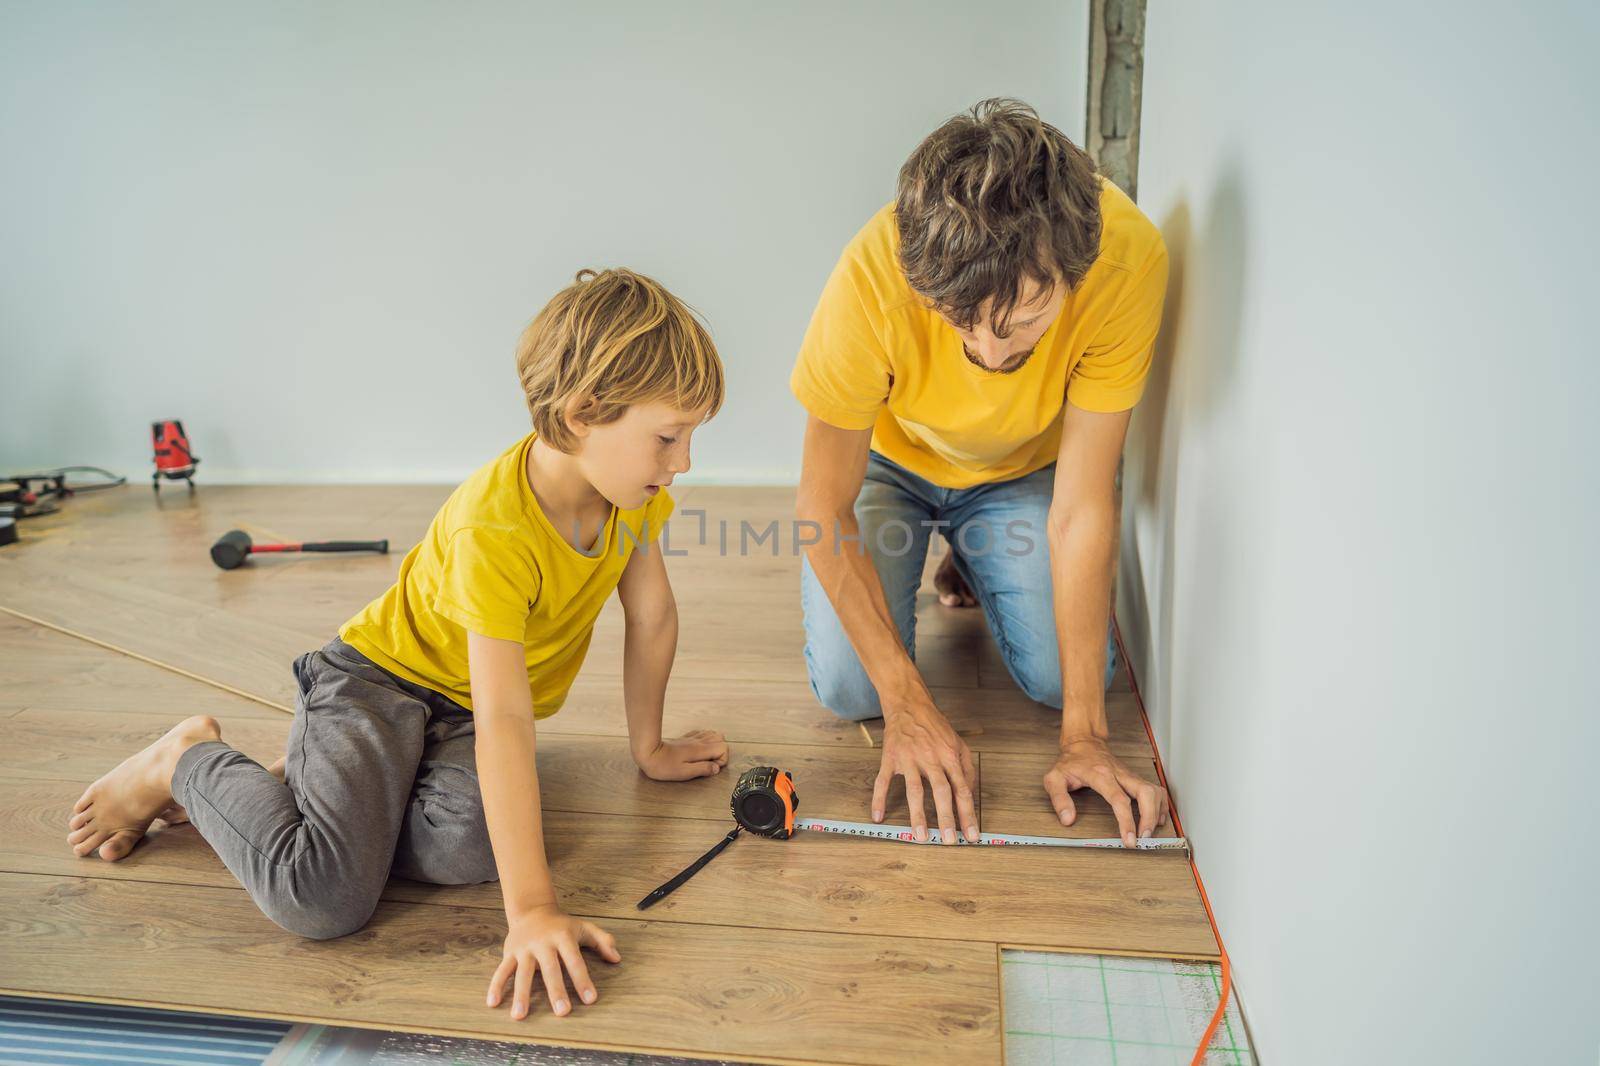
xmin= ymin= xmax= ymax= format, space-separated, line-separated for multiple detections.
xmin=8 ymin=707 xmax=919 ymax=830
xmin=2 ymin=556 xmax=986 ymax=699
xmin=5 ymin=486 xmax=999 ymax=701
xmin=581 ymin=618 xmax=979 ymax=689
xmin=0 ymin=566 xmax=311 ymax=708
xmin=5 ymin=709 xmax=289 ymax=782
xmin=548 ymin=674 xmax=873 ymax=747
xmin=0 ymin=871 xmax=1002 ymax=1066
xmin=0 ymin=623 xmax=879 ymax=753
xmin=979 ymin=752 xmax=1181 ymax=840
xmin=0 ymin=613 xmax=286 ymax=719
xmin=1 ymin=779 xmax=1217 ymax=958
xmin=0 ymin=605 xmax=1146 ymax=760
xmin=441 ymin=816 xmax=1216 ymax=958
xmin=1 ymin=486 xmax=423 ymax=593
xmin=533 ymin=734 xmax=950 ymax=828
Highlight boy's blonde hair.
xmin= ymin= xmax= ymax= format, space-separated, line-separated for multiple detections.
xmin=516 ymin=268 xmax=725 ymax=452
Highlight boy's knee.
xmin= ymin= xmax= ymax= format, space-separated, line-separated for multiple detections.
xmin=434 ymin=851 xmax=498 ymax=886
xmin=392 ymin=791 xmax=499 ymax=886
xmin=270 ymin=892 xmax=380 ymax=941
xmin=401 ymin=832 xmax=498 ymax=886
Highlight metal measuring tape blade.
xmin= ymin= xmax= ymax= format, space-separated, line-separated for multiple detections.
xmin=792 ymin=816 xmax=1188 ymax=851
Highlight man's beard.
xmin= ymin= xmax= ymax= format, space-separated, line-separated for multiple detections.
xmin=963 ymin=344 xmax=1036 ymax=375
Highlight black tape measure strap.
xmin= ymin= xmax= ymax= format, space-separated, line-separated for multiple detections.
xmin=636 ymin=826 xmax=741 ymax=910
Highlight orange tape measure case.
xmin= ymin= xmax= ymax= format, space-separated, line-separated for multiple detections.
xmin=729 ymin=765 xmax=799 ymax=838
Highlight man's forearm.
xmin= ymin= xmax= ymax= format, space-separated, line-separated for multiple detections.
xmin=1047 ymin=504 xmax=1117 ymax=742
xmin=799 ymin=505 xmax=926 ymax=712
xmin=622 ymin=605 xmax=677 ymax=761
xmin=474 ymin=711 xmax=558 ymax=917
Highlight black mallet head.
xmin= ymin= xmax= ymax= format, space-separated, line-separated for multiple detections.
xmin=210 ymin=529 xmax=253 ymax=570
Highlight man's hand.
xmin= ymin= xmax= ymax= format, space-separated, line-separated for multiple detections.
xmin=874 ymin=699 xmax=979 ymax=844
xmin=1044 ymin=736 xmax=1169 ymax=847
xmin=486 ymin=904 xmax=621 ymax=1020
xmin=634 ymin=729 xmax=729 ymax=781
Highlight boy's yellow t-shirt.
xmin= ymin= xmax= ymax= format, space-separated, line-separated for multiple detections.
xmin=790 ymin=177 xmax=1169 ymax=490
xmin=339 ymin=432 xmax=674 ymax=717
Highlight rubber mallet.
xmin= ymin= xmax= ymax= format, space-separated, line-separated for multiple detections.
xmin=210 ymin=529 xmax=389 ymax=570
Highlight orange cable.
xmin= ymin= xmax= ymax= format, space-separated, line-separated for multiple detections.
xmin=1111 ymin=617 xmax=1235 ymax=1066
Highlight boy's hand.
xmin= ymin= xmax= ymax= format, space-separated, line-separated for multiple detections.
xmin=486 ymin=904 xmax=621 ymax=1020
xmin=634 ymin=729 xmax=729 ymax=781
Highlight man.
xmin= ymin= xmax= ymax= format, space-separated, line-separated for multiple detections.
xmin=791 ymin=98 xmax=1170 ymax=848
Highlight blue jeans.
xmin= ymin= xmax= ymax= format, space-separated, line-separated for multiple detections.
xmin=800 ymin=451 xmax=1118 ymax=721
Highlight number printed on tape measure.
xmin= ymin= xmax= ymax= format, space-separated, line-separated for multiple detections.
xmin=800 ymin=821 xmax=917 ymax=842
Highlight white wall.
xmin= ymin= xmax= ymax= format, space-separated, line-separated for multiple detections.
xmin=1123 ymin=3 xmax=1599 ymax=1063
xmin=0 ymin=1 xmax=1086 ymax=483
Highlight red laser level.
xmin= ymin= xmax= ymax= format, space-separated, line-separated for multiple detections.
xmin=151 ymin=420 xmax=198 ymax=491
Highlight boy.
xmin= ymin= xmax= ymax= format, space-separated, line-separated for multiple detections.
xmin=67 ymin=267 xmax=729 ymax=1022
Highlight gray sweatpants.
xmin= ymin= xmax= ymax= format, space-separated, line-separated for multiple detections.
xmin=171 ymin=637 xmax=499 ymax=939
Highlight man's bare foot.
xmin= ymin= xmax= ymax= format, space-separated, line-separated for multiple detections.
xmin=934 ymin=553 xmax=978 ymax=607
xmin=156 ymin=753 xmax=283 ymax=826
xmin=67 ymin=716 xmax=223 ymax=861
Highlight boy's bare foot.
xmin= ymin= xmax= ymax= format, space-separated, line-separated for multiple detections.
xmin=67 ymin=715 xmax=223 ymax=861
xmin=934 ymin=553 xmax=978 ymax=607
xmin=155 ymin=803 xmax=190 ymax=826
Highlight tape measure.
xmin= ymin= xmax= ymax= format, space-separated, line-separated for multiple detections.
xmin=636 ymin=766 xmax=1188 ymax=909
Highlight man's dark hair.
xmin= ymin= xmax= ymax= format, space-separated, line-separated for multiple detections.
xmin=895 ymin=98 xmax=1102 ymax=336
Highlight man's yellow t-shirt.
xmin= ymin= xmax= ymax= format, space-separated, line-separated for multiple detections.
xmin=340 ymin=432 xmax=673 ymax=717
xmin=790 ymin=177 xmax=1168 ymax=489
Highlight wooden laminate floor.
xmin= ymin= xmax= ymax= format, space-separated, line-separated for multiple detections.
xmin=0 ymin=482 xmax=1215 ymax=1065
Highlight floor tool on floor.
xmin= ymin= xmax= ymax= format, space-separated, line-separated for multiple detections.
xmin=636 ymin=765 xmax=1189 ymax=909
xmin=152 ymin=419 xmax=199 ymax=491
xmin=210 ymin=529 xmax=390 ymax=570
xmin=2 ymin=477 xmax=59 ymax=518
xmin=2 ymin=468 xmax=129 ymax=546
xmin=2 ymin=467 xmax=127 ymax=520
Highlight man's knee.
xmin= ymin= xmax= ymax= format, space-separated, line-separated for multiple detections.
xmin=1002 ymin=627 xmax=1119 ymax=705
xmin=1006 ymin=649 xmax=1063 ymax=708
xmin=806 ymin=660 xmax=884 ymax=722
